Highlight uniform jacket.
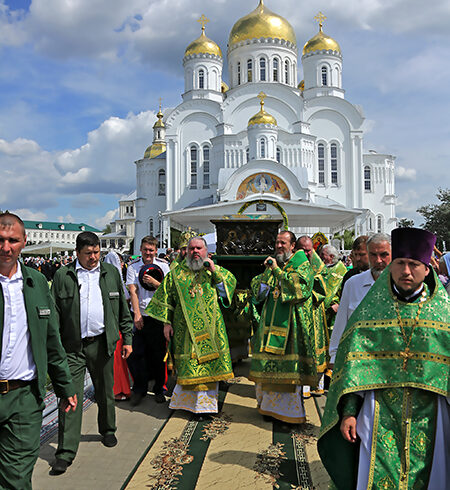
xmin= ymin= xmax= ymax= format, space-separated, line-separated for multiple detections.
xmin=0 ymin=263 xmax=74 ymax=400
xmin=51 ymin=261 xmax=133 ymax=356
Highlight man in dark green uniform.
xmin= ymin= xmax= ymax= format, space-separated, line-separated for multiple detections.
xmin=51 ymin=231 xmax=133 ymax=474
xmin=0 ymin=212 xmax=76 ymax=489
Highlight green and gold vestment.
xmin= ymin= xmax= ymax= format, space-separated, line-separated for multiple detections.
xmin=318 ymin=268 xmax=450 ymax=489
xmin=249 ymin=250 xmax=321 ymax=388
xmin=146 ymin=261 xmax=236 ymax=390
xmin=324 ymin=260 xmax=347 ymax=332
xmin=309 ymin=251 xmax=330 ymax=373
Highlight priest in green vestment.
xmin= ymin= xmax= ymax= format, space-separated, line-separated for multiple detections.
xmin=249 ymin=231 xmax=318 ymax=423
xmin=146 ymin=236 xmax=236 ymax=415
xmin=321 ymin=244 xmax=348 ymax=331
xmin=318 ymin=227 xmax=450 ymax=489
xmin=296 ymin=235 xmax=330 ymax=397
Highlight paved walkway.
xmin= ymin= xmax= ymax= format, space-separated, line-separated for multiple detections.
xmin=32 ymin=361 xmax=329 ymax=489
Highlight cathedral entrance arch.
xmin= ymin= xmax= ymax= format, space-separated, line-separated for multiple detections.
xmin=238 ymin=199 xmax=289 ymax=230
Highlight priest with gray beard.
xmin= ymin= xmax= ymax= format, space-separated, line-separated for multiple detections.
xmin=146 ymin=237 xmax=236 ymax=417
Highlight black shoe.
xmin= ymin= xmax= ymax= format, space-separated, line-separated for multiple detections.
xmin=102 ymin=434 xmax=118 ymax=448
xmin=52 ymin=458 xmax=71 ymax=474
xmin=130 ymin=392 xmax=144 ymax=407
xmin=154 ymin=392 xmax=166 ymax=404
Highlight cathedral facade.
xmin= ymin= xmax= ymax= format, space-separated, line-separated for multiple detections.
xmin=133 ymin=1 xmax=396 ymax=251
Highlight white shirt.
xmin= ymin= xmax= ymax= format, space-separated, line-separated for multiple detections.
xmin=76 ymin=260 xmax=105 ymax=338
xmin=329 ymin=269 xmax=375 ymax=363
xmin=0 ymin=263 xmax=36 ymax=380
xmin=126 ymin=258 xmax=170 ymax=315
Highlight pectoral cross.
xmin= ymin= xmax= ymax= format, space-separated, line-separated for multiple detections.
xmin=400 ymin=347 xmax=413 ymax=370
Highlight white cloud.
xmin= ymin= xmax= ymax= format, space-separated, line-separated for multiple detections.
xmin=95 ymin=209 xmax=118 ymax=229
xmin=0 ymin=137 xmax=41 ymax=156
xmin=11 ymin=208 xmax=47 ymax=220
xmin=395 ymin=166 xmax=417 ymax=181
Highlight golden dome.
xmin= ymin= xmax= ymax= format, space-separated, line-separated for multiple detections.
xmin=153 ymin=106 xmax=165 ymax=129
xmin=221 ymin=81 xmax=229 ymax=93
xmin=303 ymin=13 xmax=340 ymax=55
xmin=229 ymin=0 xmax=296 ymax=48
xmin=185 ymin=15 xmax=222 ymax=58
xmin=248 ymin=92 xmax=277 ymax=127
xmin=298 ymin=80 xmax=304 ymax=91
xmin=144 ymin=143 xmax=166 ymax=159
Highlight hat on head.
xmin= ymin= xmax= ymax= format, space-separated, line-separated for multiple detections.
xmin=178 ymin=227 xmax=197 ymax=249
xmin=391 ymin=227 xmax=436 ymax=265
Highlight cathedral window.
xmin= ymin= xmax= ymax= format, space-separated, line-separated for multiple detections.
xmin=318 ymin=143 xmax=325 ymax=185
xmin=377 ymin=215 xmax=383 ymax=232
xmin=247 ymin=59 xmax=253 ymax=82
xmin=364 ymin=166 xmax=372 ymax=191
xmin=203 ymin=146 xmax=210 ymax=188
xmin=330 ymin=143 xmax=338 ymax=185
xmin=273 ymin=58 xmax=279 ymax=81
xmin=190 ymin=146 xmax=198 ymax=189
xmin=158 ymin=169 xmax=166 ymax=196
xmin=260 ymin=138 xmax=266 ymax=158
xmin=285 ymin=60 xmax=290 ymax=84
xmin=259 ymin=58 xmax=266 ymax=81
xmin=321 ymin=66 xmax=328 ymax=86
xmin=237 ymin=62 xmax=241 ymax=85
xmin=198 ymin=69 xmax=205 ymax=89
xmin=276 ymin=147 xmax=281 ymax=163
xmin=246 ymin=148 xmax=249 ymax=162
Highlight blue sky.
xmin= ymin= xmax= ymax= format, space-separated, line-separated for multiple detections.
xmin=0 ymin=0 xmax=448 ymax=229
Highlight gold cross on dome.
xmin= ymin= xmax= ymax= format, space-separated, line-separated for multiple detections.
xmin=197 ymin=14 xmax=209 ymax=32
xmin=314 ymin=11 xmax=327 ymax=31
xmin=158 ymin=97 xmax=162 ymax=111
xmin=257 ymin=91 xmax=266 ymax=108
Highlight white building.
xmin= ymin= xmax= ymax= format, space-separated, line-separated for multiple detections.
xmin=133 ymin=2 xmax=397 ymax=251
xmin=23 ymin=220 xmax=100 ymax=246
xmin=102 ymin=190 xmax=136 ymax=252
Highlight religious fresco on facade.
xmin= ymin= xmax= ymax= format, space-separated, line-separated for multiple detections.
xmin=236 ymin=173 xmax=290 ymax=200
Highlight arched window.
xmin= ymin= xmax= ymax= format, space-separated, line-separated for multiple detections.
xmin=276 ymin=147 xmax=281 ymax=163
xmin=364 ymin=166 xmax=372 ymax=191
xmin=330 ymin=143 xmax=338 ymax=185
xmin=246 ymin=147 xmax=249 ymax=162
xmin=285 ymin=60 xmax=290 ymax=84
xmin=377 ymin=215 xmax=383 ymax=233
xmin=259 ymin=58 xmax=266 ymax=81
xmin=198 ymin=69 xmax=205 ymax=89
xmin=190 ymin=146 xmax=198 ymax=189
xmin=368 ymin=216 xmax=373 ymax=231
xmin=321 ymin=66 xmax=328 ymax=86
xmin=237 ymin=62 xmax=241 ymax=85
xmin=273 ymin=58 xmax=279 ymax=81
xmin=203 ymin=146 xmax=210 ymax=188
xmin=260 ymin=138 xmax=266 ymax=158
xmin=149 ymin=218 xmax=154 ymax=235
xmin=247 ymin=59 xmax=253 ymax=82
xmin=158 ymin=169 xmax=166 ymax=195
xmin=318 ymin=143 xmax=325 ymax=185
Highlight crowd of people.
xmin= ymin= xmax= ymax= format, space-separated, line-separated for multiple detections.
xmin=0 ymin=210 xmax=448 ymax=489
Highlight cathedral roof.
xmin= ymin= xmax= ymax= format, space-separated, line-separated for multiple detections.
xmin=144 ymin=143 xmax=166 ymax=159
xmin=303 ymin=13 xmax=341 ymax=55
xmin=229 ymin=0 xmax=296 ymax=48
xmin=248 ymin=92 xmax=277 ymax=127
xmin=185 ymin=16 xmax=222 ymax=58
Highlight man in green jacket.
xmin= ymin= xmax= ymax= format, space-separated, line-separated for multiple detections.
xmin=0 ymin=212 xmax=76 ymax=489
xmin=51 ymin=231 xmax=133 ymax=474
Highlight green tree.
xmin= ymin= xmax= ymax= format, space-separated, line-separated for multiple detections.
xmin=417 ymin=188 xmax=449 ymax=249
xmin=102 ymin=224 xmax=112 ymax=234
xmin=398 ymin=218 xmax=415 ymax=228
xmin=333 ymin=228 xmax=355 ymax=249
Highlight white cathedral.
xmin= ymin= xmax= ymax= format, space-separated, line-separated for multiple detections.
xmin=133 ymin=1 xmax=397 ymax=251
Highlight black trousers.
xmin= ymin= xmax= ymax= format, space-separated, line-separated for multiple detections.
xmin=127 ymin=316 xmax=167 ymax=395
